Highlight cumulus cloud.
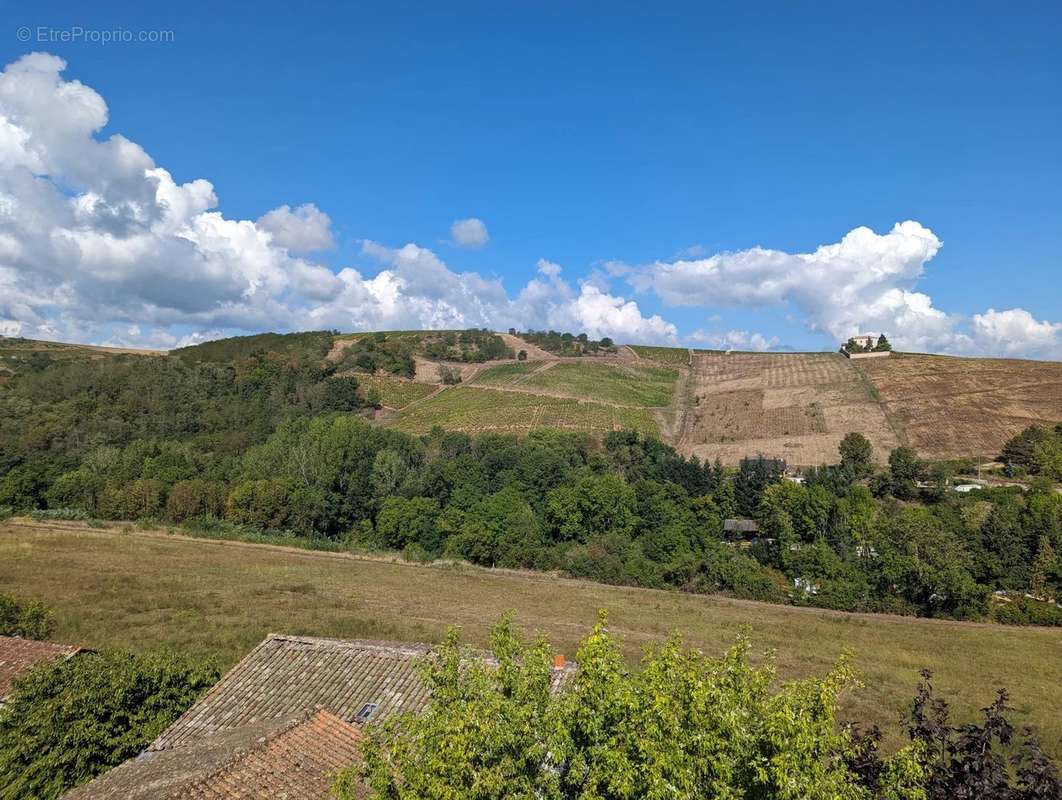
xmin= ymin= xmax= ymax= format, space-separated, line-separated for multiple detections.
xmin=631 ymin=222 xmax=1061 ymax=358
xmin=0 ymin=53 xmax=670 ymax=347
xmin=690 ymin=329 xmax=779 ymax=352
xmin=450 ymin=217 xmax=489 ymax=248
xmin=256 ymin=203 xmax=334 ymax=252
xmin=970 ymin=308 xmax=1062 ymax=358
xmin=0 ymin=53 xmax=1056 ymax=360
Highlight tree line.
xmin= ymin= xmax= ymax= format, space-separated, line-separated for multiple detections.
xmin=1 ymin=335 xmax=1059 ymax=625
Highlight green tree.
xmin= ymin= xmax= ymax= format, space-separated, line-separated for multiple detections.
xmin=887 ymin=447 xmax=924 ymax=500
xmin=545 ymin=473 xmax=636 ymax=542
xmin=337 ymin=614 xmax=928 ymax=800
xmin=839 ymin=432 xmax=874 ymax=478
xmin=0 ymin=650 xmax=217 ymax=800
xmin=0 ymin=594 xmax=54 ymax=640
xmin=376 ymin=496 xmax=442 ymax=552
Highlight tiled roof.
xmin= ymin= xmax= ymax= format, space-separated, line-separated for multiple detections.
xmin=154 ymin=635 xmax=434 ymax=750
xmin=180 ymin=709 xmax=364 ymax=799
xmin=66 ymin=633 xmax=576 ymax=799
xmin=64 ymin=710 xmax=364 ymax=800
xmin=0 ymin=635 xmax=79 ymax=698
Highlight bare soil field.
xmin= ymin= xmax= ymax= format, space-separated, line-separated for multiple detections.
xmin=677 ymin=352 xmax=901 ymax=466
xmin=859 ymin=353 xmax=1062 ymax=460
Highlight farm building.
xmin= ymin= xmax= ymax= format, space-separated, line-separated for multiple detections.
xmin=724 ymin=518 xmax=760 ymax=535
xmin=739 ymin=456 xmax=786 ymax=474
xmin=848 ymin=334 xmax=879 ymax=350
xmin=0 ymin=635 xmax=80 ymax=706
xmin=66 ymin=633 xmax=577 ymax=799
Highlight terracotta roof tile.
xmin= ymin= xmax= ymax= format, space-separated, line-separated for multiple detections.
xmin=0 ymin=635 xmax=79 ymax=698
xmin=179 ymin=709 xmax=364 ymax=799
xmin=65 ymin=633 xmax=576 ymax=799
xmin=153 ymin=635 xmax=434 ymax=751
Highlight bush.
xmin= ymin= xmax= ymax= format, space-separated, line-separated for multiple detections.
xmin=993 ymin=596 xmax=1062 ymax=627
xmin=0 ymin=594 xmax=54 ymax=640
xmin=337 ymin=614 xmax=927 ymax=800
xmin=0 ymin=650 xmax=218 ymax=800
xmin=28 ymin=508 xmax=89 ymax=521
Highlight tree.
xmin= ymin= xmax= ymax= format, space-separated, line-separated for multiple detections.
xmin=439 ymin=365 xmax=462 ymax=385
xmin=320 ymin=376 xmax=364 ymax=412
xmin=376 ymin=496 xmax=442 ymax=553
xmin=545 ymin=473 xmax=636 ymax=542
xmin=887 ymin=447 xmax=924 ymax=500
xmin=839 ymin=433 xmax=874 ymax=478
xmin=873 ymin=334 xmax=892 ymax=352
xmin=0 ymin=594 xmax=54 ymax=640
xmin=0 ymin=650 xmax=217 ymax=800
xmin=337 ymin=614 xmax=929 ymax=800
xmin=599 ymin=336 xmax=614 ymax=349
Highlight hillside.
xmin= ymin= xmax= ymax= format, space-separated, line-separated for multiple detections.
xmin=4 ymin=330 xmax=1060 ymax=465
xmin=2 ymin=518 xmax=1059 ymax=757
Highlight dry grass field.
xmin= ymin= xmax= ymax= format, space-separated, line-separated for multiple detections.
xmin=388 ymin=385 xmax=660 ymax=437
xmin=2 ymin=520 xmax=1060 ymax=756
xmin=859 ymin=353 xmax=1062 ymax=460
xmin=678 ymin=352 xmax=901 ymax=466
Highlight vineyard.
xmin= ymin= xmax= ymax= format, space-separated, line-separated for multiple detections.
xmin=354 ymin=374 xmax=438 ymax=409
xmin=628 ymin=344 xmax=691 ymax=366
xmin=858 ymin=352 xmax=1062 ymax=460
xmin=678 ymin=352 xmax=901 ymax=466
xmin=389 ymin=385 xmax=660 ymax=436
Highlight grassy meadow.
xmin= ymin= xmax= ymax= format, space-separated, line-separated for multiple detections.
xmin=2 ymin=520 xmax=1059 ymax=756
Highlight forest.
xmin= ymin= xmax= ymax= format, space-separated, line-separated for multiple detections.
xmin=0 ymin=333 xmax=1060 ymax=626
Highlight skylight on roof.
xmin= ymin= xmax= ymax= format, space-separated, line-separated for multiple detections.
xmin=354 ymin=703 xmax=378 ymax=723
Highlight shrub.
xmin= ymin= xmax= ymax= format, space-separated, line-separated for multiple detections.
xmin=0 ymin=594 xmax=54 ymax=640
xmin=337 ymin=614 xmax=928 ymax=800
xmin=993 ymin=596 xmax=1062 ymax=627
xmin=0 ymin=650 xmax=218 ymax=800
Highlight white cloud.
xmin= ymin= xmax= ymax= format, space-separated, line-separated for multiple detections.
xmin=689 ymin=329 xmax=779 ymax=352
xmin=632 ymin=221 xmax=1060 ymax=358
xmin=450 ymin=217 xmax=489 ymax=248
xmin=0 ymin=53 xmax=1056 ymax=361
xmin=256 ymin=203 xmax=334 ymax=252
xmin=969 ymin=308 xmax=1062 ymax=358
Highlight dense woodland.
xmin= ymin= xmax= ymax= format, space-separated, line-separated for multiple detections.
xmin=1 ymin=333 xmax=1060 ymax=626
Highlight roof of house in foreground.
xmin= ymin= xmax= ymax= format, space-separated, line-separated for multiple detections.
xmin=66 ymin=709 xmax=365 ymax=800
xmin=66 ymin=632 xmax=576 ymax=799
xmin=0 ymin=634 xmax=80 ymax=699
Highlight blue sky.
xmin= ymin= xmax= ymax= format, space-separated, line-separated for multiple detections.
xmin=1 ymin=1 xmax=1060 ymax=355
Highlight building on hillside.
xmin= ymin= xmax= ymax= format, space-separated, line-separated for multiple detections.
xmin=848 ymin=334 xmax=878 ymax=350
xmin=0 ymin=635 xmax=81 ymax=706
xmin=66 ymin=633 xmax=577 ymax=800
xmin=739 ymin=456 xmax=786 ymax=474
xmin=723 ymin=518 xmax=760 ymax=536
xmin=840 ymin=333 xmax=891 ymax=359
